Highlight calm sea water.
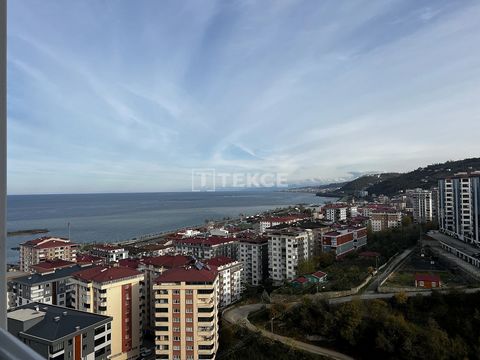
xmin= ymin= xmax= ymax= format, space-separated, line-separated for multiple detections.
xmin=7 ymin=191 xmax=327 ymax=264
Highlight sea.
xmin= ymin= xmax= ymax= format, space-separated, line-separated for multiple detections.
xmin=7 ymin=191 xmax=330 ymax=264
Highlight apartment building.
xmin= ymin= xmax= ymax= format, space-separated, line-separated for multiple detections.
xmin=153 ymin=263 xmax=219 ymax=360
xmin=8 ymin=302 xmax=112 ymax=360
xmin=20 ymin=237 xmax=79 ymax=272
xmin=439 ymin=173 xmax=480 ymax=245
xmin=175 ymin=236 xmax=237 ymax=260
xmin=369 ymin=211 xmax=402 ymax=232
xmin=321 ymin=227 xmax=368 ymax=258
xmin=71 ymin=266 xmax=144 ymax=360
xmin=237 ymin=236 xmax=268 ymax=285
xmin=409 ymin=189 xmax=433 ymax=223
xmin=323 ymin=204 xmax=348 ymax=222
xmin=90 ymin=244 xmax=129 ymax=263
xmin=267 ymin=227 xmax=314 ymax=283
xmin=137 ymin=255 xmax=192 ymax=335
xmin=205 ymin=257 xmax=243 ymax=307
xmin=10 ymin=264 xmax=89 ymax=308
xmin=259 ymin=215 xmax=307 ymax=233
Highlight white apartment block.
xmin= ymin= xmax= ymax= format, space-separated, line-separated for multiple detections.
xmin=237 ymin=236 xmax=268 ymax=285
xmin=153 ymin=264 xmax=219 ymax=360
xmin=369 ymin=211 xmax=402 ymax=232
xmin=323 ymin=204 xmax=348 ymax=222
xmin=267 ymin=228 xmax=314 ymax=283
xmin=205 ymin=257 xmax=243 ymax=307
xmin=175 ymin=236 xmax=238 ymax=260
xmin=439 ymin=173 xmax=480 ymax=245
xmin=410 ymin=189 xmax=433 ymax=223
xmin=259 ymin=215 xmax=307 ymax=233
xmin=90 ymin=244 xmax=129 ymax=263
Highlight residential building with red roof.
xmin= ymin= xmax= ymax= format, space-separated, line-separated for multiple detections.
xmin=323 ymin=203 xmax=348 ymax=222
xmin=90 ymin=244 xmax=129 ymax=263
xmin=153 ymin=262 xmax=219 ymax=360
xmin=30 ymin=259 xmax=76 ymax=274
xmin=259 ymin=215 xmax=308 ymax=233
xmin=175 ymin=236 xmax=238 ymax=260
xmin=75 ymin=253 xmax=104 ymax=266
xmin=267 ymin=227 xmax=315 ymax=283
xmin=205 ymin=256 xmax=243 ymax=307
xmin=369 ymin=210 xmax=403 ymax=232
xmin=415 ymin=273 xmax=441 ymax=288
xmin=71 ymin=266 xmax=144 ymax=360
xmin=237 ymin=235 xmax=268 ymax=285
xmin=321 ymin=226 xmax=368 ymax=258
xmin=20 ymin=237 xmax=79 ymax=272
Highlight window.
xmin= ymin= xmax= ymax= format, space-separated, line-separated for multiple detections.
xmin=94 ymin=325 xmax=105 ymax=336
xmin=95 ymin=336 xmax=105 ymax=347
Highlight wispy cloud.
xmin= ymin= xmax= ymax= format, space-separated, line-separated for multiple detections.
xmin=7 ymin=0 xmax=480 ymax=193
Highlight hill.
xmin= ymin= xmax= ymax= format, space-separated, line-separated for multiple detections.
xmin=318 ymin=157 xmax=480 ymax=198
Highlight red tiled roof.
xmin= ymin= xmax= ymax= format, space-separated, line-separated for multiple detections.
xmin=118 ymin=258 xmax=142 ymax=269
xmin=237 ymin=236 xmax=268 ymax=244
xmin=175 ymin=236 xmax=236 ymax=246
xmin=293 ymin=276 xmax=308 ymax=283
xmin=324 ymin=231 xmax=341 ymax=237
xmin=76 ymin=254 xmax=104 ymax=265
xmin=21 ymin=237 xmax=77 ymax=249
xmin=142 ymin=255 xmax=192 ymax=268
xmin=73 ymin=265 xmax=142 ymax=283
xmin=204 ymin=256 xmax=235 ymax=267
xmin=155 ymin=266 xmax=218 ymax=283
xmin=31 ymin=259 xmax=76 ymax=273
xmin=311 ymin=271 xmax=327 ymax=279
xmin=415 ymin=273 xmax=441 ymax=282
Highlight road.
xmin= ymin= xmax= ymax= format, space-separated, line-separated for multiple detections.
xmin=223 ymin=304 xmax=354 ymax=360
xmin=365 ymin=248 xmax=413 ymax=292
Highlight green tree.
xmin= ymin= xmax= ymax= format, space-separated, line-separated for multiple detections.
xmin=334 ymin=300 xmax=364 ymax=345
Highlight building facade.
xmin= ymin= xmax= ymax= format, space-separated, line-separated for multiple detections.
xmin=237 ymin=236 xmax=268 ymax=285
xmin=8 ymin=302 xmax=112 ymax=360
xmin=410 ymin=189 xmax=433 ymax=223
xmin=438 ymin=173 xmax=480 ymax=245
xmin=71 ymin=266 xmax=144 ymax=360
xmin=205 ymin=257 xmax=243 ymax=307
xmin=323 ymin=204 xmax=348 ymax=222
xmin=259 ymin=215 xmax=307 ymax=233
xmin=321 ymin=227 xmax=368 ymax=258
xmin=90 ymin=245 xmax=129 ymax=263
xmin=369 ymin=211 xmax=402 ymax=232
xmin=20 ymin=237 xmax=79 ymax=272
xmin=267 ymin=228 xmax=314 ymax=282
xmin=153 ymin=264 xmax=219 ymax=360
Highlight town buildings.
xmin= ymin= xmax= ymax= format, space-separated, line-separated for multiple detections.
xmin=259 ymin=215 xmax=307 ymax=233
xmin=90 ymin=244 xmax=129 ymax=263
xmin=369 ymin=211 xmax=402 ymax=232
xmin=20 ymin=237 xmax=79 ymax=272
xmin=10 ymin=264 xmax=89 ymax=308
xmin=267 ymin=227 xmax=314 ymax=283
xmin=321 ymin=227 xmax=368 ymax=258
xmin=71 ymin=266 xmax=144 ymax=360
xmin=438 ymin=173 xmax=480 ymax=244
xmin=237 ymin=235 xmax=268 ymax=285
xmin=153 ymin=263 xmax=219 ymax=360
xmin=410 ymin=189 xmax=433 ymax=223
xmin=175 ymin=236 xmax=237 ymax=260
xmin=8 ymin=302 xmax=112 ymax=360
xmin=205 ymin=257 xmax=243 ymax=307
xmin=323 ymin=204 xmax=348 ymax=222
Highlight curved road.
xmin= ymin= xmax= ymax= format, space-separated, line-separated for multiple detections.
xmin=223 ymin=304 xmax=355 ymax=360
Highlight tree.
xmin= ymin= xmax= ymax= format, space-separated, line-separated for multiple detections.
xmin=297 ymin=259 xmax=315 ymax=275
xmin=334 ymin=300 xmax=364 ymax=345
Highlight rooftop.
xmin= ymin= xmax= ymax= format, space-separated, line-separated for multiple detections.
xmin=311 ymin=270 xmax=327 ymax=278
xmin=204 ymin=256 xmax=236 ymax=267
xmin=31 ymin=259 xmax=76 ymax=273
xmin=175 ymin=236 xmax=236 ymax=246
xmin=73 ymin=265 xmax=142 ymax=283
xmin=20 ymin=237 xmax=77 ymax=249
xmin=155 ymin=264 xmax=218 ymax=284
xmin=8 ymin=303 xmax=111 ymax=342
xmin=76 ymin=254 xmax=104 ymax=265
xmin=415 ymin=273 xmax=441 ymax=282
xmin=142 ymin=255 xmax=192 ymax=268
xmin=13 ymin=264 xmax=91 ymax=286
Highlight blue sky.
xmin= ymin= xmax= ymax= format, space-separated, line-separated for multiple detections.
xmin=7 ymin=0 xmax=480 ymax=194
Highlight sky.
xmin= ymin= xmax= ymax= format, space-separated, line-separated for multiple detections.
xmin=7 ymin=0 xmax=480 ymax=194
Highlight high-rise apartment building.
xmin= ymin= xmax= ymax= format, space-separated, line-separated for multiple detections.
xmin=237 ymin=236 xmax=268 ymax=285
xmin=410 ymin=189 xmax=433 ymax=223
xmin=321 ymin=226 xmax=368 ymax=258
xmin=175 ymin=236 xmax=237 ymax=260
xmin=369 ymin=211 xmax=402 ymax=232
xmin=439 ymin=173 xmax=480 ymax=244
xmin=20 ymin=237 xmax=79 ymax=272
xmin=205 ymin=257 xmax=243 ymax=307
xmin=267 ymin=227 xmax=314 ymax=283
xmin=71 ymin=266 xmax=144 ymax=360
xmin=153 ymin=263 xmax=219 ymax=360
